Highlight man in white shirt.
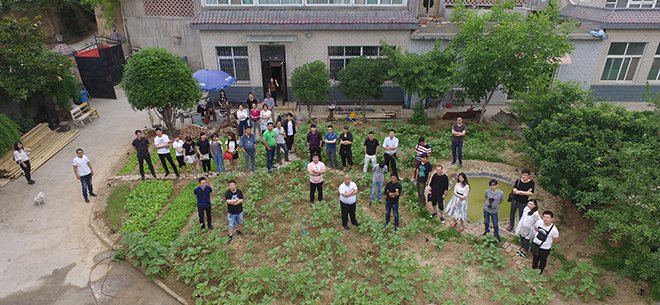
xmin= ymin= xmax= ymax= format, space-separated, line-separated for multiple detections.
xmin=338 ymin=174 xmax=360 ymax=230
xmin=532 ymin=210 xmax=559 ymax=275
xmin=382 ymin=129 xmax=399 ymax=179
xmin=172 ymin=135 xmax=186 ymax=177
xmin=73 ymin=148 xmax=96 ymax=203
xmin=154 ymin=128 xmax=179 ymax=178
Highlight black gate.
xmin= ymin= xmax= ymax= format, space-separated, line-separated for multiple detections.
xmin=75 ymin=45 xmax=125 ymax=99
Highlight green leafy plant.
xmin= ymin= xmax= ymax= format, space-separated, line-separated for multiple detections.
xmin=0 ymin=113 xmax=21 ymax=156
xmin=149 ymin=182 xmax=198 ymax=247
xmin=290 ymin=60 xmax=332 ymax=118
xmin=409 ymin=102 xmax=428 ymax=125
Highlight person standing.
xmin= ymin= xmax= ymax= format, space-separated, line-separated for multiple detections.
xmin=217 ymin=90 xmax=229 ymax=122
xmin=250 ymin=102 xmax=261 ymax=139
xmin=339 ymin=125 xmax=354 ymax=171
xmin=172 ymin=135 xmax=187 ymax=177
xmin=284 ymin=113 xmax=296 ymax=152
xmin=370 ymin=161 xmax=388 ymax=206
xmin=263 ymin=122 xmax=277 ymax=174
xmin=324 ymin=125 xmax=338 ymax=169
xmin=236 ymin=104 xmax=249 ymax=137
xmin=264 ymin=92 xmax=275 ymax=111
xmin=412 ymin=137 xmax=432 ymax=181
xmin=451 ymin=117 xmax=467 ymax=166
xmin=13 ymin=142 xmax=35 ymax=185
xmin=445 ymin=173 xmax=470 ymax=232
xmin=414 ymin=153 xmax=433 ymax=206
xmin=306 ymin=124 xmax=323 ymax=162
xmin=363 ymin=131 xmax=379 ymax=173
xmin=506 ymin=169 xmax=535 ymax=232
xmin=267 ymin=77 xmax=279 ymax=106
xmin=483 ymin=179 xmax=505 ymax=242
xmin=240 ymin=127 xmax=256 ymax=174
xmin=72 ymin=148 xmax=96 ymax=203
xmin=246 ymin=92 xmax=259 ymax=111
xmin=132 ymin=130 xmax=156 ymax=180
xmin=382 ymin=129 xmax=399 ymax=179
xmin=515 ymin=199 xmax=541 ymax=258
xmin=210 ymin=133 xmax=226 ymax=174
xmin=260 ymin=104 xmax=272 ymax=136
xmin=154 ymin=128 xmax=180 ymax=178
xmin=225 ymin=132 xmax=239 ymax=172
xmin=383 ymin=174 xmax=403 ymax=231
xmin=182 ymin=136 xmax=198 ymax=178
xmin=339 ymin=174 xmax=360 ymax=230
xmin=274 ymin=121 xmax=290 ymax=164
xmin=531 ymin=211 xmax=559 ymax=274
xmin=428 ymin=165 xmax=449 ymax=223
xmin=196 ymin=132 xmax=212 ymax=176
xmin=225 ymin=179 xmax=244 ymax=243
xmin=308 ymin=153 xmax=326 ymax=207
xmin=194 ymin=177 xmax=213 ymax=229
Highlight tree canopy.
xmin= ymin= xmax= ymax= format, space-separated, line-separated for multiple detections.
xmin=337 ymin=56 xmax=389 ymax=122
xmin=290 ymin=60 xmax=332 ymax=117
xmin=120 ymin=47 xmax=200 ymax=133
xmin=450 ymin=1 xmax=576 ymax=121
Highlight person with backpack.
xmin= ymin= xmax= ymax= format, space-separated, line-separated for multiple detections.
xmin=531 ymin=210 xmax=559 ymax=274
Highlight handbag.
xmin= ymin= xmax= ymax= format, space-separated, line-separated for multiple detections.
xmin=223 ymin=151 xmax=233 ymax=160
xmin=507 ymin=179 xmax=519 ymax=202
xmin=200 ymin=154 xmax=210 ymax=161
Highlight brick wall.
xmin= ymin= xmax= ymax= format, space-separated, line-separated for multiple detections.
xmin=555 ymin=40 xmax=603 ymax=88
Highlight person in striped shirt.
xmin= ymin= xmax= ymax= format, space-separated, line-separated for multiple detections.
xmin=412 ymin=137 xmax=432 ymax=181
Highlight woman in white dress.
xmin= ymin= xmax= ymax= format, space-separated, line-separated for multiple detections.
xmin=515 ymin=199 xmax=541 ymax=257
xmin=446 ymin=172 xmax=469 ymax=232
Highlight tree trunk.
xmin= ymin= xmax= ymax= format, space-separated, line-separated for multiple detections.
xmin=306 ymin=101 xmax=313 ymax=120
xmin=479 ymin=89 xmax=496 ymax=123
xmin=157 ymin=105 xmax=176 ymax=135
xmin=359 ymin=99 xmax=368 ymax=122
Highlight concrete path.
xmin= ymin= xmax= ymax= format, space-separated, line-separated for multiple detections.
xmin=0 ymin=88 xmax=178 ymax=304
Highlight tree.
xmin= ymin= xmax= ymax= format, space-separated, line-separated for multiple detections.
xmin=0 ymin=15 xmax=80 ymax=108
xmin=450 ymin=1 xmax=576 ymax=122
xmin=381 ymin=40 xmax=454 ymax=103
xmin=337 ymin=56 xmax=389 ymax=122
xmin=0 ymin=114 xmax=21 ymax=156
xmin=642 ymin=81 xmax=660 ymax=118
xmin=290 ymin=60 xmax=332 ymax=118
xmin=120 ymin=48 xmax=200 ymax=133
xmin=509 ymin=79 xmax=595 ymax=128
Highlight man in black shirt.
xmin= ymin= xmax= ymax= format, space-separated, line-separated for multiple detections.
xmin=224 ymin=179 xmax=244 ymax=243
xmin=246 ymin=92 xmax=258 ymax=111
xmin=414 ymin=153 xmax=433 ymax=206
xmin=384 ymin=174 xmax=403 ymax=231
xmin=428 ymin=164 xmax=449 ymax=223
xmin=363 ymin=131 xmax=379 ymax=173
xmin=339 ymin=125 xmax=354 ymax=171
xmin=132 ymin=130 xmax=156 ymax=180
xmin=506 ymin=168 xmax=535 ymax=231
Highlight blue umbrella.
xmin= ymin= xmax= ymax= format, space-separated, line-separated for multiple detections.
xmin=192 ymin=69 xmax=237 ymax=92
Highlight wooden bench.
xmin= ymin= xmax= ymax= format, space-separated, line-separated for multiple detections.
xmin=442 ymin=110 xmax=483 ymax=121
xmin=79 ymin=102 xmax=100 ymax=120
xmin=70 ymin=102 xmax=99 ymax=128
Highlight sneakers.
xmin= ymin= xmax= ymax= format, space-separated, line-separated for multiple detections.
xmin=164 ymin=173 xmax=170 ymax=177
xmin=482 ymin=231 xmax=488 ymax=236
xmin=343 ymin=225 xmax=350 ymax=230
xmin=141 ymin=175 xmax=145 ymax=180
xmin=451 ymin=162 xmax=456 ymax=165
xmin=208 ymin=224 xmax=214 ymax=230
xmin=28 ymin=180 xmax=36 ymax=185
xmin=517 ymin=251 xmax=527 ymax=257
xmin=200 ymin=224 xmax=205 ymax=229
xmin=89 ymin=193 xmax=97 ymax=197
xmin=236 ymin=230 xmax=243 ymax=236
xmin=369 ymin=201 xmax=373 ymax=206
xmin=352 ymin=222 xmax=361 ymax=227
xmin=285 ymin=159 xmax=291 ymax=162
xmin=430 ymin=213 xmax=437 ymax=218
xmin=152 ymin=174 xmax=157 ymax=178
xmin=394 ymin=226 xmax=398 ymax=232
xmin=85 ymin=198 xmax=90 ymax=203
xmin=310 ymin=202 xmax=313 ymax=208
xmin=228 ymin=235 xmax=234 ymax=243
xmin=497 ymin=237 xmax=502 ymax=242
xmin=440 ymin=217 xmax=446 ymax=224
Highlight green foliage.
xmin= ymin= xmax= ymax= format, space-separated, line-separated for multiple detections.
xmin=107 ymin=184 xmax=130 ymax=229
xmin=290 ymin=60 xmax=332 ymax=117
xmin=149 ymin=182 xmax=198 ymax=247
xmin=450 ymin=1 xmax=576 ymax=121
xmin=337 ymin=56 xmax=389 ymax=122
xmin=641 ymin=82 xmax=660 ymax=118
xmin=122 ymin=231 xmax=169 ymax=280
xmin=509 ymin=79 xmax=596 ymax=128
xmin=409 ymin=102 xmax=428 ymax=125
xmin=0 ymin=113 xmax=21 ymax=156
xmin=80 ymin=0 xmax=122 ymax=27
xmin=120 ymin=48 xmax=200 ymax=133
xmin=121 ymin=180 xmax=173 ymax=234
xmin=551 ymin=261 xmax=614 ymax=302
xmin=118 ymin=151 xmax=138 ymax=175
xmin=381 ymin=40 xmax=453 ymax=101
xmin=8 ymin=111 xmax=36 ymax=133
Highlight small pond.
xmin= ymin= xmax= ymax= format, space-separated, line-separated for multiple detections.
xmin=447 ymin=176 xmax=514 ymax=223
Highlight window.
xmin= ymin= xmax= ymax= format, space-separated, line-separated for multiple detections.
xmin=328 ymin=46 xmax=385 ymax=78
xmin=366 ymin=0 xmax=403 ymax=4
xmin=648 ymin=44 xmax=660 ymax=81
xmin=205 ymin=0 xmax=229 ymax=4
xmin=601 ymin=42 xmax=646 ymax=81
xmin=605 ymin=0 xmax=657 ymax=7
xmin=259 ymin=0 xmax=302 ymax=4
xmin=307 ymin=0 xmax=350 ymax=4
xmin=216 ymin=47 xmax=250 ymax=81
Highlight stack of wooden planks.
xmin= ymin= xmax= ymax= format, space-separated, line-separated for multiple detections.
xmin=334 ymin=111 xmax=397 ymax=119
xmin=0 ymin=123 xmax=80 ymax=179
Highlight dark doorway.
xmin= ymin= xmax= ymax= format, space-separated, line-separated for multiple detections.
xmin=260 ymin=45 xmax=287 ymax=103
xmin=75 ymin=44 xmax=125 ymax=99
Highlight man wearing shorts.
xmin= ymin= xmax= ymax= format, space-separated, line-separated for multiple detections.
xmin=428 ymin=164 xmax=449 ymax=223
xmin=225 ymin=179 xmax=244 ymax=243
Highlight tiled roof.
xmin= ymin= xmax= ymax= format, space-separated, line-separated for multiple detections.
xmin=560 ymin=5 xmax=660 ymax=29
xmin=190 ymin=10 xmax=419 ymax=30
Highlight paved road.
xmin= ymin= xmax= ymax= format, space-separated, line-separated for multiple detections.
xmin=0 ymin=88 xmax=179 ymax=304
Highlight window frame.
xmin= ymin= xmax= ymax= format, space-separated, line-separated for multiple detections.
xmin=647 ymin=44 xmax=660 ymax=81
xmin=626 ymin=0 xmax=657 ymax=7
xmin=600 ymin=42 xmax=646 ymax=81
xmin=215 ymin=46 xmax=251 ymax=82
xmin=365 ymin=0 xmax=404 ymax=5
xmin=204 ymin=0 xmax=232 ymax=6
xmin=328 ymin=46 xmax=387 ymax=79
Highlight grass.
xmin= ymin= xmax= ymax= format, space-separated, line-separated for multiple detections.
xmin=107 ymin=184 xmax=130 ymax=228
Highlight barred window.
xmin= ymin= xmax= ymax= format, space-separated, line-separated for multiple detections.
xmin=327 ymin=46 xmax=385 ymax=79
xmin=216 ymin=46 xmax=250 ymax=81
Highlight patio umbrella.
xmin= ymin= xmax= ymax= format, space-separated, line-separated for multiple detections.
xmin=52 ymin=44 xmax=77 ymax=57
xmin=192 ymin=69 xmax=237 ymax=92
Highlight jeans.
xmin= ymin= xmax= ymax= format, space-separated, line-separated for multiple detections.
xmin=532 ymin=248 xmax=551 ymax=274
xmin=363 ymin=154 xmax=377 ymax=172
xmin=340 ymin=202 xmax=358 ymax=227
xmin=80 ymin=173 xmax=93 ymax=199
xmin=484 ymin=210 xmax=500 ymax=237
xmin=451 ymin=141 xmax=463 ymax=165
xmin=244 ymin=150 xmax=256 ymax=173
xmin=339 ymin=148 xmax=353 ymax=167
xmin=370 ymin=181 xmax=383 ymax=202
xmin=276 ymin=143 xmax=289 ymax=161
xmin=385 ymin=203 xmax=399 ymax=227
xmin=137 ymin=154 xmax=155 ymax=177
xmin=212 ymin=153 xmax=226 ymax=173
xmin=326 ymin=149 xmax=338 ymax=168
xmin=310 ymin=181 xmax=323 ymax=203
xmin=20 ymin=160 xmax=31 ymax=182
xmin=384 ymin=153 xmax=398 ymax=178
xmin=198 ymin=206 xmax=212 ymax=227
xmin=228 ymin=212 xmax=244 ymax=228
xmin=509 ymin=200 xmax=526 ymax=228
xmin=309 ymin=147 xmax=321 ymax=161
xmin=158 ymin=153 xmax=179 ymax=175
xmin=266 ymin=146 xmax=276 ymax=172
xmin=417 ymin=181 xmax=427 ymax=205
xmin=238 ymin=120 xmax=248 ymax=137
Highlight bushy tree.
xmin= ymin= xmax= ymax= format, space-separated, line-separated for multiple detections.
xmin=120 ymin=48 xmax=200 ymax=133
xmin=290 ymin=60 xmax=332 ymax=118
xmin=450 ymin=1 xmax=576 ymax=122
xmin=0 ymin=114 xmax=21 ymax=156
xmin=337 ymin=56 xmax=389 ymax=122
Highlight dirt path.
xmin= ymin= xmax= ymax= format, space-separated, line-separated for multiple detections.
xmin=0 ymin=88 xmax=178 ymax=304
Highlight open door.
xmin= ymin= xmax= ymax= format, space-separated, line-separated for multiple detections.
xmin=260 ymin=45 xmax=287 ymax=103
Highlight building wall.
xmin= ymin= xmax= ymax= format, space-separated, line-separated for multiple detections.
xmin=121 ymin=0 xmax=204 ymax=70
xmin=409 ymin=39 xmax=449 ymax=54
xmin=555 ymin=40 xmax=603 ymax=88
